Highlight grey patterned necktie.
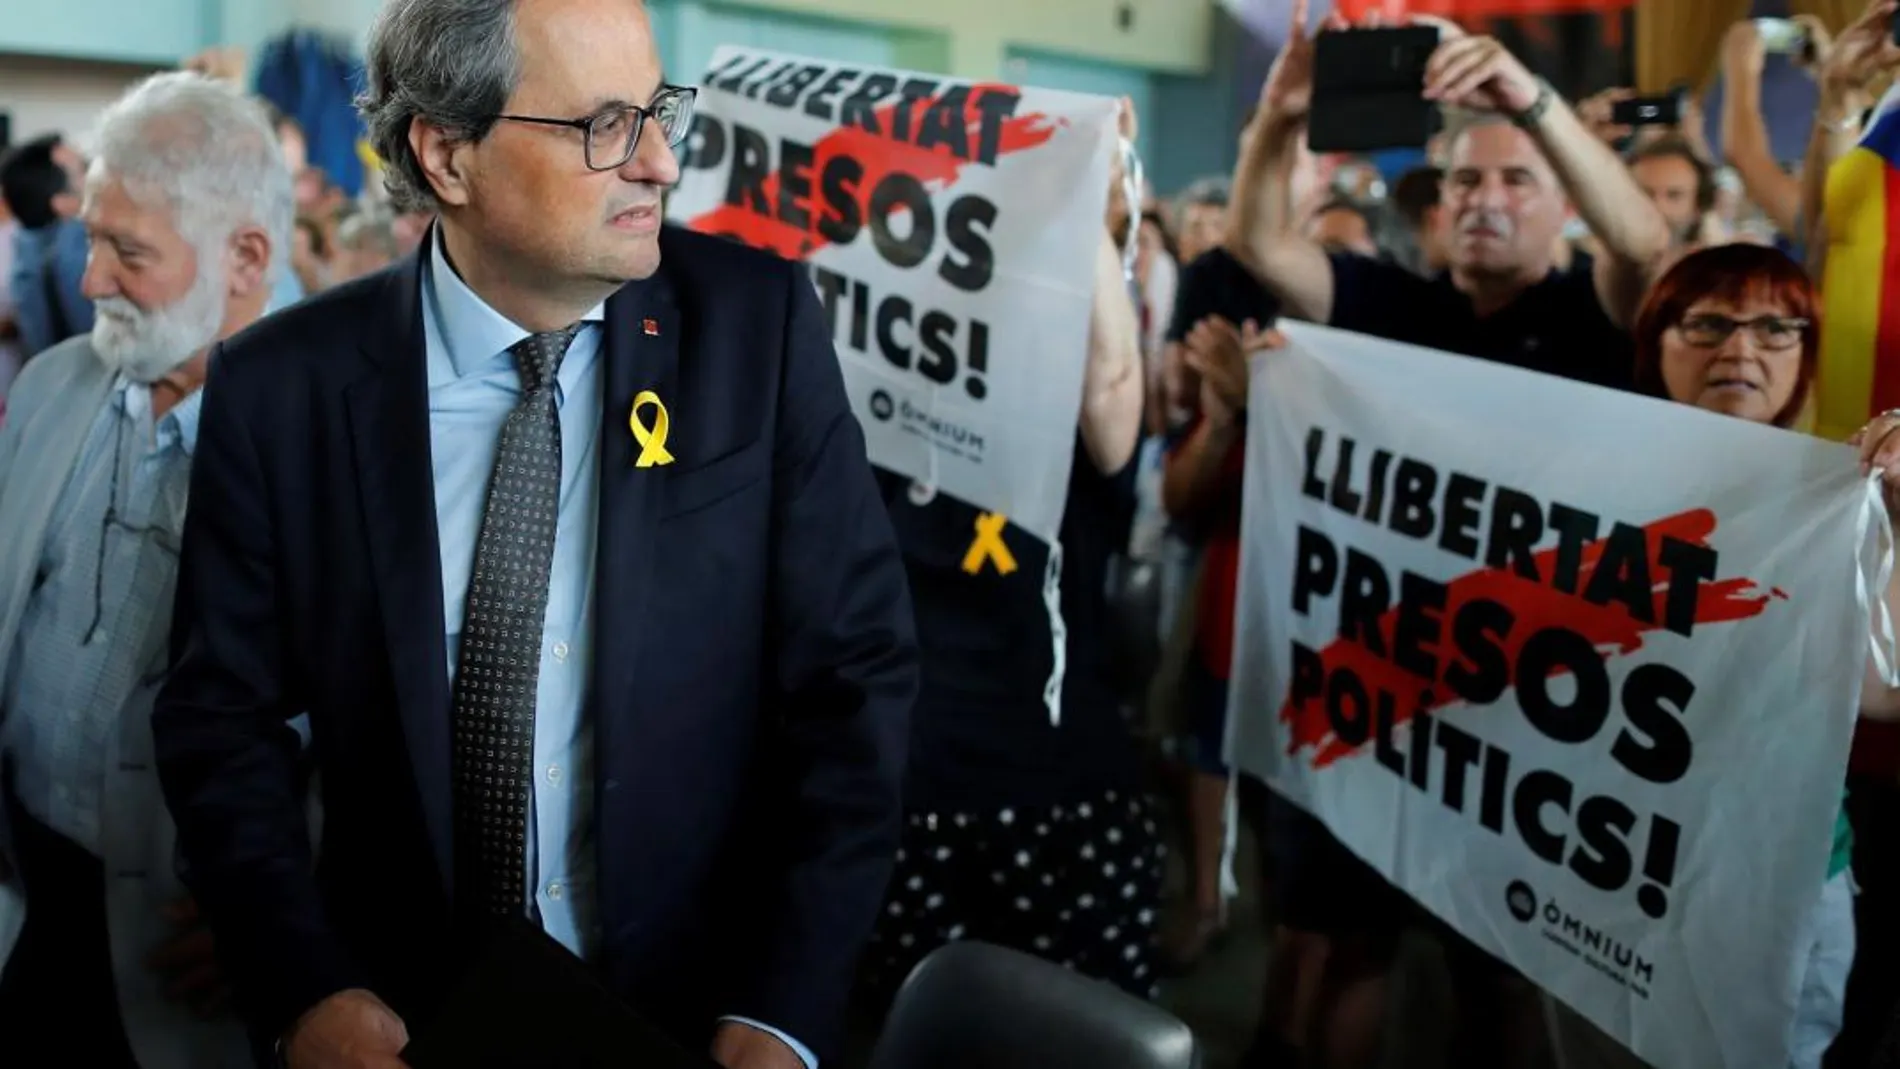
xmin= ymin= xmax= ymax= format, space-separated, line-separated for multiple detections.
xmin=451 ymin=324 xmax=579 ymax=920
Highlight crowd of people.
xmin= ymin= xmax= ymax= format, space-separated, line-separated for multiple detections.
xmin=1112 ymin=2 xmax=1900 ymax=1068
xmin=0 ymin=0 xmax=1898 ymax=1067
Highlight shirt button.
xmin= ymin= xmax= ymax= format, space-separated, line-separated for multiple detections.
xmin=546 ymin=765 xmax=562 ymax=786
xmin=553 ymin=641 xmax=570 ymax=662
xmin=547 ymin=881 xmax=565 ymax=901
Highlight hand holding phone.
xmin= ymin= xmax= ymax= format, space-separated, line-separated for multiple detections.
xmin=1256 ymin=0 xmax=1320 ymax=128
xmin=1813 ymin=0 xmax=1900 ymax=104
xmin=1611 ymin=89 xmax=1686 ymax=128
xmin=1577 ymin=87 xmax=1636 ymax=143
xmin=1420 ymin=33 xmax=1544 ymax=116
xmin=1754 ymin=18 xmax=1810 ymax=54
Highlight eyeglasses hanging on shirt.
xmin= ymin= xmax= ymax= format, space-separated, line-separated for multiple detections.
xmin=83 ymin=405 xmax=183 ymax=662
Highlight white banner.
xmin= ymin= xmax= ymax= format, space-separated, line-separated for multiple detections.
xmin=667 ymin=47 xmax=1117 ymax=542
xmin=1228 ymin=322 xmax=1886 ymax=1069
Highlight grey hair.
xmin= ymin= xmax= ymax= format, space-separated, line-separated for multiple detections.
xmin=89 ymin=72 xmax=294 ymax=281
xmin=359 ymin=0 xmax=521 ymax=212
xmin=338 ymin=211 xmax=400 ymax=259
xmin=1437 ymin=106 xmax=1505 ymax=161
xmin=1178 ymin=176 xmax=1230 ymax=211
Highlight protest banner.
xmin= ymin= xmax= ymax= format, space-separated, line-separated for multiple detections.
xmin=1227 ymin=321 xmax=1892 ymax=1069
xmin=666 ymin=47 xmax=1119 ymax=542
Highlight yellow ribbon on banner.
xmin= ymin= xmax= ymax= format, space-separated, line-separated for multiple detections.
xmin=629 ymin=390 xmax=675 ymax=468
xmin=961 ymin=512 xmax=1018 ymax=575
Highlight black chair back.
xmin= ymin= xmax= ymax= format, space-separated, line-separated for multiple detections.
xmin=867 ymin=941 xmax=1199 ymax=1069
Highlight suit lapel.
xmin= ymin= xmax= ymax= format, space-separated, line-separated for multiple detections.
xmin=592 ymin=269 xmax=680 ymax=820
xmin=344 ymin=254 xmax=454 ymax=889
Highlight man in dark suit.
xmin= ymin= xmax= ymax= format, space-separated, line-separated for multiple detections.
xmin=151 ymin=1 xmax=917 ymax=1067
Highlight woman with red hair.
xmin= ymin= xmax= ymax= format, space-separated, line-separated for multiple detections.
xmin=1630 ymin=243 xmax=1821 ymax=428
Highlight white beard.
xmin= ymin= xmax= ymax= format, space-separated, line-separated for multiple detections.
xmin=91 ymin=254 xmax=227 ymax=383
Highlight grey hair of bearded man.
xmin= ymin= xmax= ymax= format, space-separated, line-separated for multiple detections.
xmin=88 ymin=71 xmax=295 ymax=281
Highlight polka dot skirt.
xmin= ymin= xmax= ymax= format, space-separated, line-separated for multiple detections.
xmin=862 ymin=787 xmax=1166 ymax=1008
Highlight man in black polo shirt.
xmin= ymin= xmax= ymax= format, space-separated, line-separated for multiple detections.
xmin=1228 ymin=18 xmax=1671 ymax=394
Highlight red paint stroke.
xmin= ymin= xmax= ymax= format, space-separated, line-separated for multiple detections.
xmin=1337 ymin=1 xmax=1627 ymax=48
xmin=1283 ymin=508 xmax=1784 ymax=767
xmin=686 ymin=83 xmax=1063 ymax=261
xmin=1337 ymin=0 xmax=1632 ymax=17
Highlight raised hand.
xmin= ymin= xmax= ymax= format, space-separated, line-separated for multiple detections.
xmin=1423 ymin=33 xmax=1543 ymax=117
xmin=1259 ymin=0 xmax=1321 ymax=126
xmin=1818 ymin=0 xmax=1900 ymax=106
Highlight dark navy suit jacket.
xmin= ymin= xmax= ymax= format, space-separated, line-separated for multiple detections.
xmin=153 ymin=226 xmax=917 ymax=1059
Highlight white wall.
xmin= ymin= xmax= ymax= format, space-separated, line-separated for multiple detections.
xmin=0 ymin=55 xmax=154 ymax=150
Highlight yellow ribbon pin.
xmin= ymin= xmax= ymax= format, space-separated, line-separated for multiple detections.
xmin=629 ymin=390 xmax=675 ymax=468
xmin=961 ymin=512 xmax=1018 ymax=575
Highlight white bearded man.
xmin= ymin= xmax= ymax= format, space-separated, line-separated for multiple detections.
xmin=0 ymin=71 xmax=291 ymax=1068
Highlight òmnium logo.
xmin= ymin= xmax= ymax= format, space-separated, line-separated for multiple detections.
xmin=866 ymin=390 xmax=987 ymax=463
xmin=1505 ymin=880 xmax=1657 ymax=999
xmin=1506 ymin=880 xmax=1537 ymax=923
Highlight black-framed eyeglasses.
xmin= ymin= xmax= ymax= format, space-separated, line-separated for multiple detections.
xmin=1677 ymin=313 xmax=1810 ymax=351
xmin=493 ymin=86 xmax=697 ymax=172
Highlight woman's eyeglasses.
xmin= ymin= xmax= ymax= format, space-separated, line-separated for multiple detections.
xmin=493 ymin=86 xmax=697 ymax=173
xmin=1677 ymin=313 xmax=1809 ymax=351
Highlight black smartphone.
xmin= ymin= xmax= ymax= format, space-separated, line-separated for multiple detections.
xmin=1612 ymin=90 xmax=1685 ymax=127
xmin=1309 ymin=26 xmax=1443 ymax=153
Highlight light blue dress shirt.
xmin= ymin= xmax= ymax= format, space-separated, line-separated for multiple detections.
xmin=267 ymin=262 xmax=305 ymax=314
xmin=422 ymin=237 xmax=816 ymax=1069
xmin=3 ymin=378 xmax=197 ymax=854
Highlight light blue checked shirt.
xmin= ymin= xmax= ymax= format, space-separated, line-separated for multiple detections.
xmin=2 ymin=377 xmax=198 ymax=854
xmin=423 ymin=236 xmax=816 ymax=1068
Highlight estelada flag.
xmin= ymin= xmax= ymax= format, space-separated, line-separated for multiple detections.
xmin=1816 ymin=84 xmax=1900 ymax=442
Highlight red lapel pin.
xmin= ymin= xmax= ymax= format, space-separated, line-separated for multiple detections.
xmin=642 ymin=317 xmax=660 ymax=336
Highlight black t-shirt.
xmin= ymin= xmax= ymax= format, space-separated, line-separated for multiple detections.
xmin=1327 ymin=251 xmax=1634 ymax=391
xmin=1166 ymin=247 xmax=1283 ymax=343
xmin=877 ymin=447 xmax=1140 ymax=811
